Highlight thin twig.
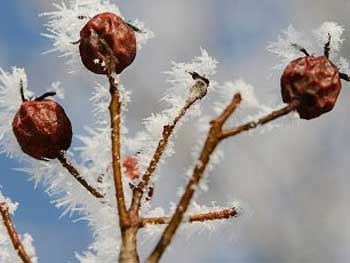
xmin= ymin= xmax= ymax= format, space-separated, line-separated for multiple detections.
xmin=146 ymin=96 xmax=299 ymax=263
xmin=97 ymin=34 xmax=139 ymax=262
xmin=108 ymin=75 xmax=128 ymax=223
xmin=19 ymin=79 xmax=26 ymax=102
xmin=339 ymin=72 xmax=350 ymax=81
xmin=34 ymin=91 xmax=56 ymax=101
xmin=0 ymin=202 xmax=32 ymax=263
xmin=219 ymin=100 xmax=300 ymax=140
xmin=130 ymin=95 xmax=204 ymax=214
xmin=141 ymin=207 xmax=238 ymax=227
xmin=57 ymin=153 xmax=104 ymax=198
xmin=108 ymin=75 xmax=141 ymax=263
xmin=146 ymin=93 xmax=242 ymax=263
xmin=324 ymin=33 xmax=331 ymax=59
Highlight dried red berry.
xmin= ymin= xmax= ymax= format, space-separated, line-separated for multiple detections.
xmin=281 ymin=56 xmax=341 ymax=119
xmin=12 ymin=99 xmax=72 ymax=160
xmin=79 ymin=12 xmax=137 ymax=75
xmin=122 ymin=156 xmax=139 ymax=180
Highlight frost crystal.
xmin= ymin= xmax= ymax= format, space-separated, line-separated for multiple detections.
xmin=313 ymin=22 xmax=344 ymax=52
xmin=51 ymin=81 xmax=64 ymax=99
xmin=0 ymin=68 xmax=32 ymax=158
xmin=0 ymin=191 xmax=38 ymax=263
xmin=141 ymin=201 xmax=245 ymax=242
xmin=267 ymin=21 xmax=348 ymax=70
xmin=266 ymin=25 xmax=310 ymax=68
xmin=41 ymin=0 xmax=153 ymax=72
xmin=128 ymin=49 xmax=218 ymax=188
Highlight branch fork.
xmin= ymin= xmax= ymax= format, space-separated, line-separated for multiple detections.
xmin=146 ymin=94 xmax=300 ymax=262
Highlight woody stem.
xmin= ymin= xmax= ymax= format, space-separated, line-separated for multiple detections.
xmin=0 ymin=202 xmax=32 ymax=263
xmin=57 ymin=152 xmax=104 ymax=199
xmin=146 ymin=97 xmax=299 ymax=263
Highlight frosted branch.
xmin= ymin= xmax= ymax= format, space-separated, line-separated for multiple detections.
xmin=220 ymin=100 xmax=300 ymax=140
xmin=57 ymin=152 xmax=104 ymax=198
xmin=147 ymin=95 xmax=299 ymax=262
xmin=141 ymin=207 xmax=238 ymax=227
xmin=130 ymin=74 xmax=209 ymax=214
xmin=0 ymin=202 xmax=32 ymax=263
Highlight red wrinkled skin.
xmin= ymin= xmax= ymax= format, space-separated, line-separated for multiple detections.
xmin=281 ymin=56 xmax=341 ymax=120
xmin=12 ymin=100 xmax=72 ymax=160
xmin=79 ymin=12 xmax=137 ymax=74
xmin=122 ymin=156 xmax=139 ymax=180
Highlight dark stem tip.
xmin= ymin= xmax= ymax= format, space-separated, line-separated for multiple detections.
xmin=35 ymin=91 xmax=57 ymax=101
xmin=187 ymin=71 xmax=210 ymax=86
xmin=19 ymin=79 xmax=27 ymax=102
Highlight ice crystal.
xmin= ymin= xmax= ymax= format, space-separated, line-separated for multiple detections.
xmin=313 ymin=22 xmax=344 ymax=52
xmin=119 ymin=49 xmax=219 ymax=207
xmin=0 ymin=68 xmax=32 ymax=158
xmin=51 ymin=81 xmax=64 ymax=99
xmin=267 ymin=21 xmax=348 ymax=70
xmin=141 ymin=200 xmax=245 ymax=243
xmin=0 ymin=191 xmax=38 ymax=263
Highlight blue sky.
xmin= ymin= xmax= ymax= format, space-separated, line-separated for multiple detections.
xmin=0 ymin=1 xmax=92 ymax=262
xmin=1 ymin=1 xmax=350 ymax=263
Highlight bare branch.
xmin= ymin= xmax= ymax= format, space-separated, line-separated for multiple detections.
xmin=130 ymin=79 xmax=208 ymax=214
xmin=219 ymin=100 xmax=299 ymax=140
xmin=108 ymin=75 xmax=128 ymax=222
xmin=146 ymin=93 xmax=242 ymax=263
xmin=339 ymin=72 xmax=350 ymax=81
xmin=57 ymin=152 xmax=104 ymax=198
xmin=147 ymin=95 xmax=299 ymax=263
xmin=0 ymin=202 xmax=32 ymax=263
xmin=141 ymin=207 xmax=238 ymax=227
xmin=108 ymin=75 xmax=141 ymax=263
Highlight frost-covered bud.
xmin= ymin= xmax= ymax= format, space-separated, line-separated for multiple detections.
xmin=79 ymin=12 xmax=137 ymax=75
xmin=281 ymin=56 xmax=341 ymax=120
xmin=188 ymin=71 xmax=210 ymax=101
xmin=12 ymin=98 xmax=72 ymax=160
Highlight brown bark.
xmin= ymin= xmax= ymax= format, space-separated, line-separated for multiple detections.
xmin=108 ymin=75 xmax=140 ymax=262
xmin=0 ymin=202 xmax=32 ymax=263
xmin=57 ymin=152 xmax=104 ymax=198
xmin=146 ymin=93 xmax=242 ymax=263
xmin=146 ymin=96 xmax=299 ymax=263
xmin=141 ymin=207 xmax=238 ymax=227
xmin=119 ymin=227 xmax=139 ymax=263
xmin=130 ymin=96 xmax=202 ymax=215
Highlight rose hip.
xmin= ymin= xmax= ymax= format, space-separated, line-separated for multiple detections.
xmin=79 ymin=12 xmax=137 ymax=75
xmin=281 ymin=55 xmax=341 ymax=120
xmin=13 ymin=99 xmax=72 ymax=160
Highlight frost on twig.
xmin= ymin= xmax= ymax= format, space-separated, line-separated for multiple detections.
xmin=141 ymin=207 xmax=238 ymax=227
xmin=3 ymin=3 xmax=350 ymax=260
xmin=0 ymin=192 xmax=37 ymax=263
xmin=0 ymin=67 xmax=119 ymax=262
xmin=147 ymin=89 xmax=301 ymax=262
xmin=57 ymin=152 xmax=104 ymax=198
xmin=128 ymin=49 xmax=217 ymax=213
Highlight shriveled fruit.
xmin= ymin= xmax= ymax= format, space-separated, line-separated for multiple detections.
xmin=79 ymin=12 xmax=137 ymax=75
xmin=13 ymin=99 xmax=72 ymax=160
xmin=281 ymin=56 xmax=341 ymax=120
